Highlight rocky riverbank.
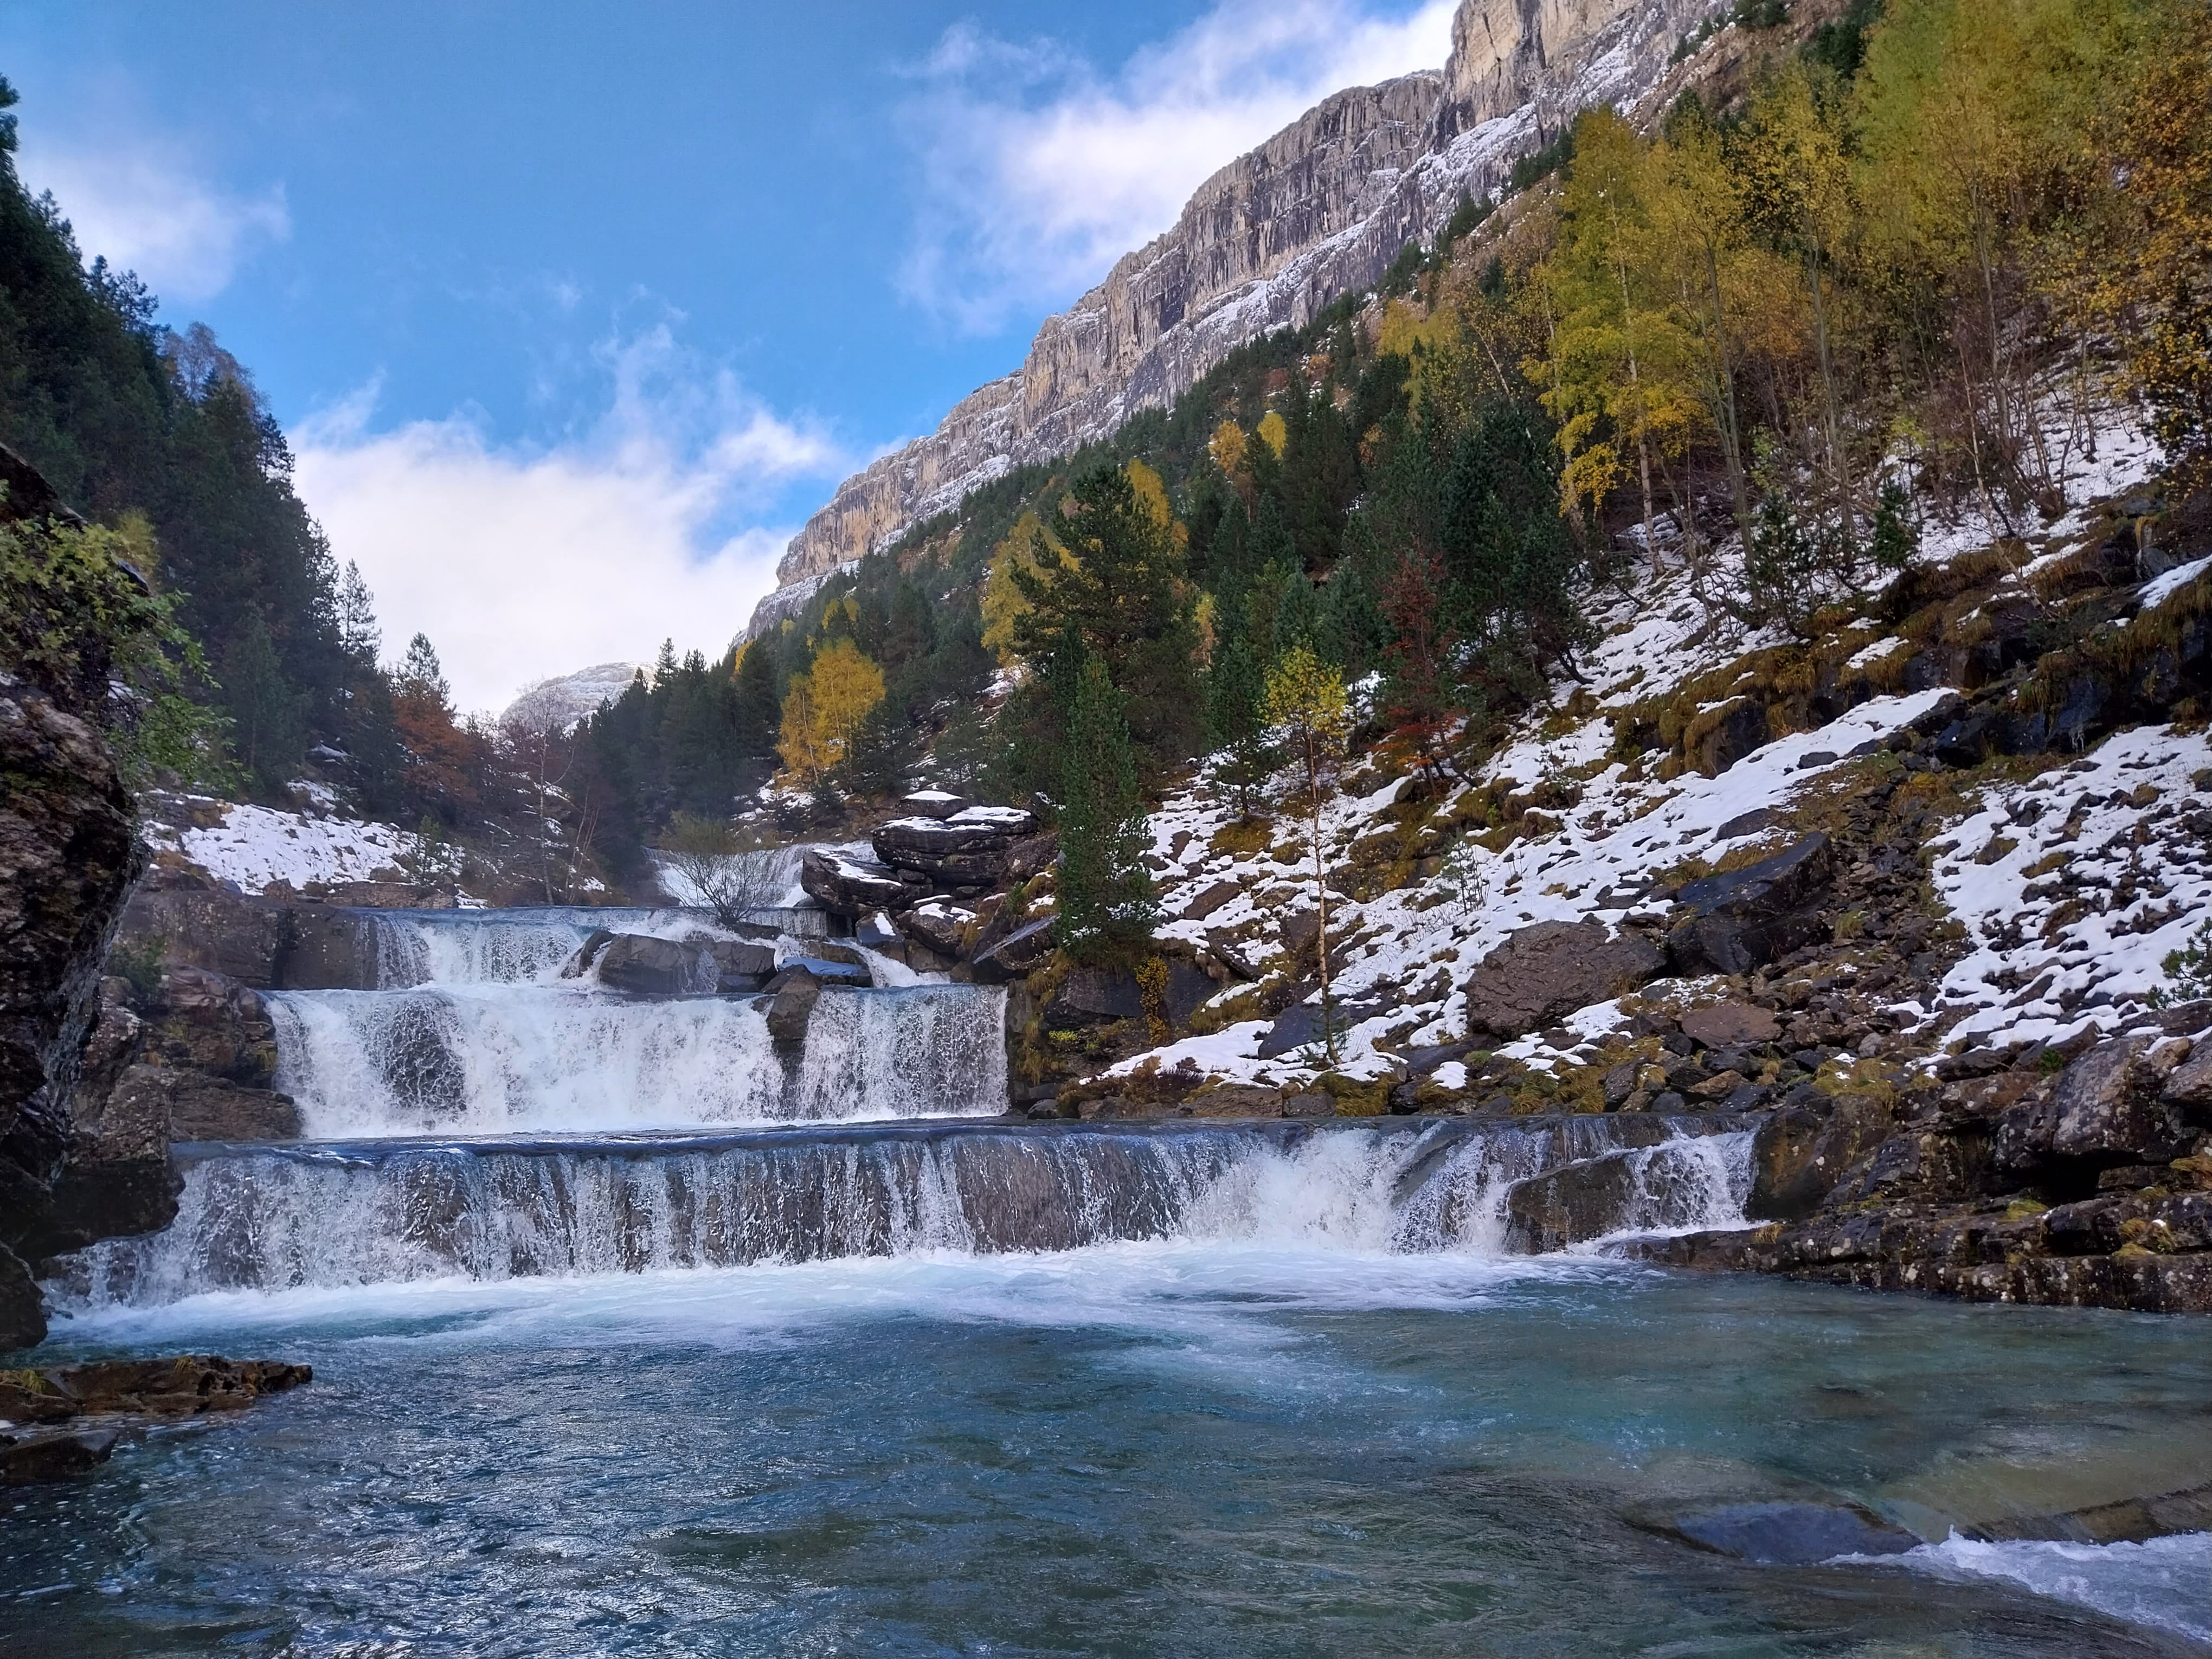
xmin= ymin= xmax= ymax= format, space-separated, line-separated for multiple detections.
xmin=0 ymin=1355 xmax=310 ymax=1484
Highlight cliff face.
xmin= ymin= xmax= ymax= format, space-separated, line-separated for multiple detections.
xmin=751 ymin=0 xmax=1708 ymax=628
xmin=0 ymin=458 xmax=167 ymax=1349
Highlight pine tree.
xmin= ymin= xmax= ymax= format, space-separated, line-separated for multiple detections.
xmin=1205 ymin=626 xmax=1274 ymax=821
xmin=1056 ymin=652 xmax=1156 ymax=966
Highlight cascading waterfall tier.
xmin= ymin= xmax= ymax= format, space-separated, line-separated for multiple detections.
xmin=362 ymin=905 xmax=823 ymax=989
xmin=50 ymin=1115 xmax=1754 ymax=1310
xmin=263 ymin=905 xmax=1008 ymax=1139
xmin=266 ymin=982 xmax=1009 ymax=1137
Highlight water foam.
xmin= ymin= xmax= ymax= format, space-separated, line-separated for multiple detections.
xmin=265 ymin=982 xmax=1008 ymax=1137
xmin=1846 ymin=1531 xmax=2211 ymax=1645
xmin=49 ymin=1118 xmax=1752 ymax=1312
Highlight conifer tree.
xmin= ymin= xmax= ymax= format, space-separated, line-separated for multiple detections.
xmin=1056 ymin=651 xmax=1156 ymax=966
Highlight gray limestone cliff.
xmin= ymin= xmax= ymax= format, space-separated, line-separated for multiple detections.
xmin=749 ymin=0 xmax=1708 ymax=632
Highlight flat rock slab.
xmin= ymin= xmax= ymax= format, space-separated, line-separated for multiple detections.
xmin=1463 ymin=921 xmax=1665 ymax=1039
xmin=1664 ymin=1502 xmax=1918 ymax=1564
xmin=0 ymin=1356 xmax=310 ymax=1486
xmin=1680 ymin=1002 xmax=1780 ymax=1048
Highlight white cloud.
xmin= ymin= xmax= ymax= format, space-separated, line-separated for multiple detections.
xmin=292 ymin=327 xmax=849 ymax=717
xmin=16 ymin=131 xmax=290 ymax=304
xmin=899 ymin=0 xmax=1457 ymax=332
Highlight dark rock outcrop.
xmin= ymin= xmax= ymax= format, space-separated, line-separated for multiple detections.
xmin=0 ymin=1355 xmax=311 ymax=1485
xmin=0 ymin=675 xmax=149 ymax=1348
xmin=1746 ymin=1095 xmax=1895 ymax=1221
xmin=871 ymin=806 xmax=1040 ymax=888
xmin=800 ymin=848 xmax=927 ymax=918
xmin=971 ymin=918 xmax=1056 ymax=983
xmin=1463 ymin=921 xmax=1665 ymax=1039
xmin=1666 ymin=834 xmax=1832 ymax=975
xmin=118 ymin=887 xmax=377 ymax=989
xmin=164 ymin=1071 xmax=302 ymax=1142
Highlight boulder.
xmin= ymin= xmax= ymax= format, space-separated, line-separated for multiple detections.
xmin=898 ymin=900 xmax=975 ymax=957
xmin=1679 ymin=1002 xmax=1780 ymax=1049
xmin=594 ymin=934 xmax=705 ymax=995
xmin=1666 ymin=834 xmax=1833 ymax=975
xmin=2052 ymin=1039 xmax=2188 ymax=1162
xmin=856 ymin=911 xmax=901 ymax=950
xmin=1502 ymin=1156 xmax=1643 ymax=1252
xmin=871 ymin=805 xmax=1040 ymax=885
xmin=1998 ymin=1039 xmax=2190 ymax=1174
xmin=766 ymin=970 xmax=821 ymax=1047
xmin=1463 ymin=921 xmax=1666 ymax=1039
xmin=777 ymin=954 xmax=871 ymax=987
xmin=116 ymin=889 xmax=380 ymax=989
xmin=1180 ymin=880 xmax=1243 ymax=922
xmin=166 ymin=1073 xmax=303 ymax=1142
xmin=1005 ymin=832 xmax=1060 ymax=883
xmin=144 ymin=966 xmax=279 ymax=1085
xmin=0 ymin=1427 xmax=120 ymax=1485
xmin=558 ymin=927 xmax=617 ymax=978
xmin=0 ymin=1355 xmax=309 ymax=1426
xmin=117 ymin=888 xmax=289 ymax=986
xmin=800 ymin=848 xmax=925 ymax=917
xmin=1746 ymin=1095 xmax=1895 ymax=1220
xmin=897 ymin=789 xmax=969 ymax=820
xmin=706 ymin=938 xmax=775 ymax=992
xmin=320 ymin=881 xmax=453 ymax=909
xmin=1281 ymin=1091 xmax=1338 ymax=1120
xmin=971 ymin=917 xmax=1055 ymax=983
xmin=2161 ymin=1042 xmax=2212 ymax=1108
xmin=1050 ymin=968 xmax=1144 ymax=1023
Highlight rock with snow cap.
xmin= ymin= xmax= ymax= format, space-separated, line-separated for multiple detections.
xmin=800 ymin=848 xmax=927 ymax=917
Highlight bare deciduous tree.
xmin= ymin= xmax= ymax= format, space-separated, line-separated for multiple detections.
xmin=660 ymin=813 xmax=789 ymax=930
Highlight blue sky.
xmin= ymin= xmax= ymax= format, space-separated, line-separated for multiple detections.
xmin=2 ymin=0 xmax=1454 ymax=709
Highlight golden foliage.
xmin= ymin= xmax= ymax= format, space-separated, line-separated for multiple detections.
xmin=775 ymin=636 xmax=884 ymax=786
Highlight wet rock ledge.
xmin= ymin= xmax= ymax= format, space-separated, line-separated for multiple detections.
xmin=1 ymin=1354 xmax=310 ymax=1484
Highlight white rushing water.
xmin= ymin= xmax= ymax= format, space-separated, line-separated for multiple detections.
xmin=49 ymin=1119 xmax=1753 ymax=1310
xmin=260 ymin=906 xmax=1008 ymax=1137
xmin=265 ymin=982 xmax=1007 ymax=1136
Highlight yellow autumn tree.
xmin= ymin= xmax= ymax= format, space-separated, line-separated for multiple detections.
xmin=1530 ymin=110 xmax=1708 ymax=561
xmin=1208 ymin=419 xmax=1248 ymax=478
xmin=776 ymin=637 xmax=884 ymax=787
xmin=981 ymin=511 xmax=1071 ymax=665
xmin=1256 ymin=409 xmax=1288 ymax=457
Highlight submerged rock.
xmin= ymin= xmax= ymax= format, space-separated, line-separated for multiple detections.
xmin=1657 ymin=1501 xmax=1918 ymax=1564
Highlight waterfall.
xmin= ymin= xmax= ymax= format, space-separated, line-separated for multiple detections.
xmin=265 ymin=983 xmax=1008 ymax=1137
xmin=48 ymin=1117 xmax=1755 ymax=1311
xmin=266 ymin=906 xmax=1007 ymax=1138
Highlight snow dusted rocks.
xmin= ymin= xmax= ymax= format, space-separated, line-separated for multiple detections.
xmin=871 ymin=806 xmax=1039 ymax=889
xmin=800 ymin=848 xmax=928 ymax=918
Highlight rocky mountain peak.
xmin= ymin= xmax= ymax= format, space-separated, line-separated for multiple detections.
xmin=748 ymin=0 xmax=1709 ymax=635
